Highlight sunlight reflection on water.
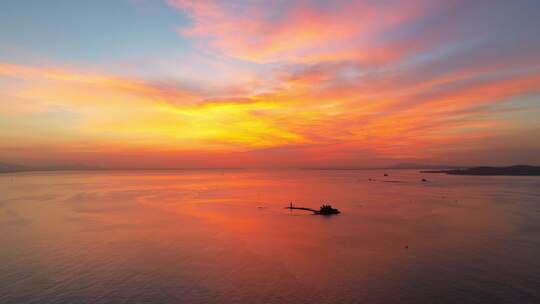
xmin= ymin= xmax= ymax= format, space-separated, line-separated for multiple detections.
xmin=1 ymin=169 xmax=539 ymax=303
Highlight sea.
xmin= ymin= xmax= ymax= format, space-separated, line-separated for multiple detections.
xmin=1 ymin=169 xmax=539 ymax=303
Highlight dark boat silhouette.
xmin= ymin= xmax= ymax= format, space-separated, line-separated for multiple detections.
xmin=286 ymin=203 xmax=341 ymax=215
xmin=314 ymin=204 xmax=341 ymax=215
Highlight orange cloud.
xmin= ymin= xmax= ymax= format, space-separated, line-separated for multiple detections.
xmin=0 ymin=63 xmax=200 ymax=104
xmin=2 ymin=55 xmax=539 ymax=167
xmin=0 ymin=63 xmax=307 ymax=155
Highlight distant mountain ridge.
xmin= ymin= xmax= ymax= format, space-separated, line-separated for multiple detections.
xmin=422 ymin=165 xmax=540 ymax=176
xmin=0 ymin=162 xmax=99 ymax=173
xmin=0 ymin=162 xmax=243 ymax=173
xmin=0 ymin=162 xmax=27 ymax=173
xmin=388 ymin=163 xmax=465 ymax=170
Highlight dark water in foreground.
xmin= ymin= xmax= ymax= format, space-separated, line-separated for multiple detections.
xmin=1 ymin=169 xmax=539 ymax=304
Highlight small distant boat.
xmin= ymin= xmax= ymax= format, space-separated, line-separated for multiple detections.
xmin=286 ymin=203 xmax=341 ymax=215
xmin=314 ymin=204 xmax=341 ymax=215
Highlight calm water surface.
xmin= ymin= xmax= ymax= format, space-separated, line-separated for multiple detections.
xmin=1 ymin=169 xmax=539 ymax=303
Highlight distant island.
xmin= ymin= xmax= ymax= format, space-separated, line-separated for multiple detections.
xmin=302 ymin=163 xmax=464 ymax=170
xmin=422 ymin=165 xmax=540 ymax=176
xmin=387 ymin=163 xmax=464 ymax=170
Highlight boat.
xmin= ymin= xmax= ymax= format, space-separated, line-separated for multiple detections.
xmin=314 ymin=204 xmax=341 ymax=215
xmin=286 ymin=203 xmax=341 ymax=215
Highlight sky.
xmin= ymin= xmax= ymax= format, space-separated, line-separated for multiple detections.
xmin=1 ymin=0 xmax=539 ymax=168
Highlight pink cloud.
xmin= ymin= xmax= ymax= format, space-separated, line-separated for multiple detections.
xmin=167 ymin=0 xmax=448 ymax=64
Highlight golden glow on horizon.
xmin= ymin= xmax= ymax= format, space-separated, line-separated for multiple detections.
xmin=2 ymin=61 xmax=539 ymax=161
